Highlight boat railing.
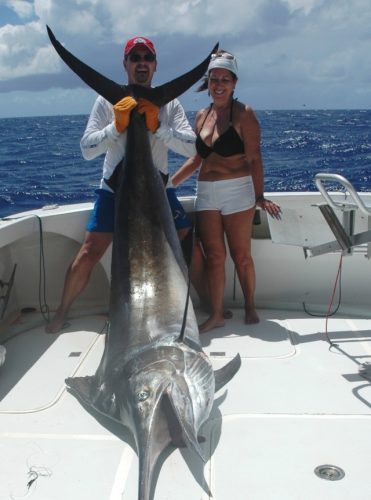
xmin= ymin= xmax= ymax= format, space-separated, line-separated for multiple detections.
xmin=314 ymin=173 xmax=371 ymax=217
xmin=267 ymin=173 xmax=371 ymax=259
xmin=311 ymin=173 xmax=371 ymax=258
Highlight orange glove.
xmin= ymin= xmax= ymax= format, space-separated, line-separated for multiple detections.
xmin=137 ymin=98 xmax=160 ymax=133
xmin=113 ymin=96 xmax=138 ymax=133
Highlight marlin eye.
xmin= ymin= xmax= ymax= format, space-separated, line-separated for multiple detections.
xmin=137 ymin=390 xmax=149 ymax=402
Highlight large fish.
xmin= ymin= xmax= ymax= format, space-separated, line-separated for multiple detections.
xmin=47 ymin=27 xmax=241 ymax=500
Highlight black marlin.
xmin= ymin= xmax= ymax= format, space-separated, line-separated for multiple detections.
xmin=47 ymin=27 xmax=241 ymax=500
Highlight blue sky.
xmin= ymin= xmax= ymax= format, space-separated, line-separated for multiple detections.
xmin=1 ymin=4 xmax=21 ymax=23
xmin=0 ymin=0 xmax=371 ymax=118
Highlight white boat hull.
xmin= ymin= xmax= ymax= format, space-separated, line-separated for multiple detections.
xmin=1 ymin=191 xmax=371 ymax=499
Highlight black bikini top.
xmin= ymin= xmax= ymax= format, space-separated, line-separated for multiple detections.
xmin=195 ymin=99 xmax=244 ymax=159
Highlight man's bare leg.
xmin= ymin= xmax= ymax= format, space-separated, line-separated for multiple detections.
xmin=46 ymin=231 xmax=112 ymax=333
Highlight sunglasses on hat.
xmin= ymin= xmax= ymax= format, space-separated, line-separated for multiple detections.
xmin=211 ymin=52 xmax=235 ymax=61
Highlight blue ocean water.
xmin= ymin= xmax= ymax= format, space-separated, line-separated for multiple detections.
xmin=0 ymin=110 xmax=370 ymax=218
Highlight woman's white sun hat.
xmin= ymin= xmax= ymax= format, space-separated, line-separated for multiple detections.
xmin=207 ymin=52 xmax=238 ymax=77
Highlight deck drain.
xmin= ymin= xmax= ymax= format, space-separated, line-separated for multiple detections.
xmin=314 ymin=465 xmax=345 ymax=481
xmin=69 ymin=352 xmax=82 ymax=358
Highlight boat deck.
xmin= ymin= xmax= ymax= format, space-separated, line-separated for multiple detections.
xmin=1 ymin=308 xmax=371 ymax=499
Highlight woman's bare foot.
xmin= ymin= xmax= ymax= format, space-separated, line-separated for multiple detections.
xmin=199 ymin=301 xmax=233 ymax=320
xmin=45 ymin=310 xmax=68 ymax=334
xmin=199 ymin=315 xmax=225 ymax=333
xmin=245 ymin=307 xmax=260 ymax=324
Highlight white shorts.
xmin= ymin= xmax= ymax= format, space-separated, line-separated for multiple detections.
xmin=196 ymin=176 xmax=255 ymax=215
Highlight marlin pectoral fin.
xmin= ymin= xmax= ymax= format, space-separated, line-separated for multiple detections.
xmin=66 ymin=375 xmax=119 ymax=420
xmin=164 ymin=387 xmax=208 ymax=463
xmin=46 ymin=25 xmax=128 ymax=105
xmin=65 ymin=376 xmax=96 ymax=405
xmin=214 ymin=353 xmax=241 ymax=392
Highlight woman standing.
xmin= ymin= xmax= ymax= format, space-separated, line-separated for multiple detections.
xmin=172 ymin=50 xmax=280 ymax=333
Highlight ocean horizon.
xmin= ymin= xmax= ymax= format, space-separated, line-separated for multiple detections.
xmin=1 ymin=109 xmax=370 ymax=218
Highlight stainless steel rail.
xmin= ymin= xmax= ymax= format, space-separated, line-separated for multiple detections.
xmin=315 ymin=173 xmax=371 ymax=216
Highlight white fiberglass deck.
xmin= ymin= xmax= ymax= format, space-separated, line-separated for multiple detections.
xmin=0 ymin=309 xmax=371 ymax=500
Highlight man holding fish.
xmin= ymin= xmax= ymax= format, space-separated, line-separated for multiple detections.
xmin=46 ymin=35 xmax=200 ymax=334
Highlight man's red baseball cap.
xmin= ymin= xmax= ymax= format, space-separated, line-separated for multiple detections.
xmin=124 ymin=36 xmax=156 ymax=56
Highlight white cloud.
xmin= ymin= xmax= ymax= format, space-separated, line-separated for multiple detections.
xmin=34 ymin=0 xmax=105 ymax=36
xmin=0 ymin=22 xmax=59 ymax=80
xmin=103 ymin=0 xmax=295 ymax=39
xmin=0 ymin=0 xmax=371 ymax=113
xmin=284 ymin=0 xmax=318 ymax=14
xmin=5 ymin=0 xmax=34 ymax=20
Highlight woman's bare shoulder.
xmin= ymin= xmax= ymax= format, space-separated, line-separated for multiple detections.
xmin=232 ymin=101 xmax=258 ymax=131
xmin=196 ymin=106 xmax=210 ymax=118
xmin=195 ymin=107 xmax=210 ymax=130
xmin=234 ymin=100 xmax=256 ymax=116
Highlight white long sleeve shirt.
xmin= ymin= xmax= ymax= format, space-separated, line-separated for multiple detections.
xmin=80 ymin=95 xmax=196 ymax=191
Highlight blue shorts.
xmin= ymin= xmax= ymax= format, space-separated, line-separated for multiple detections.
xmin=86 ymin=188 xmax=192 ymax=232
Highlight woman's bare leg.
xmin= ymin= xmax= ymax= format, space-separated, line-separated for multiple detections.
xmin=197 ymin=210 xmax=227 ymax=333
xmin=223 ymin=208 xmax=259 ymax=324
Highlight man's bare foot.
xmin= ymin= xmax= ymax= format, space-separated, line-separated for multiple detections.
xmin=245 ymin=307 xmax=260 ymax=324
xmin=45 ymin=310 xmax=68 ymax=334
xmin=199 ymin=315 xmax=225 ymax=333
